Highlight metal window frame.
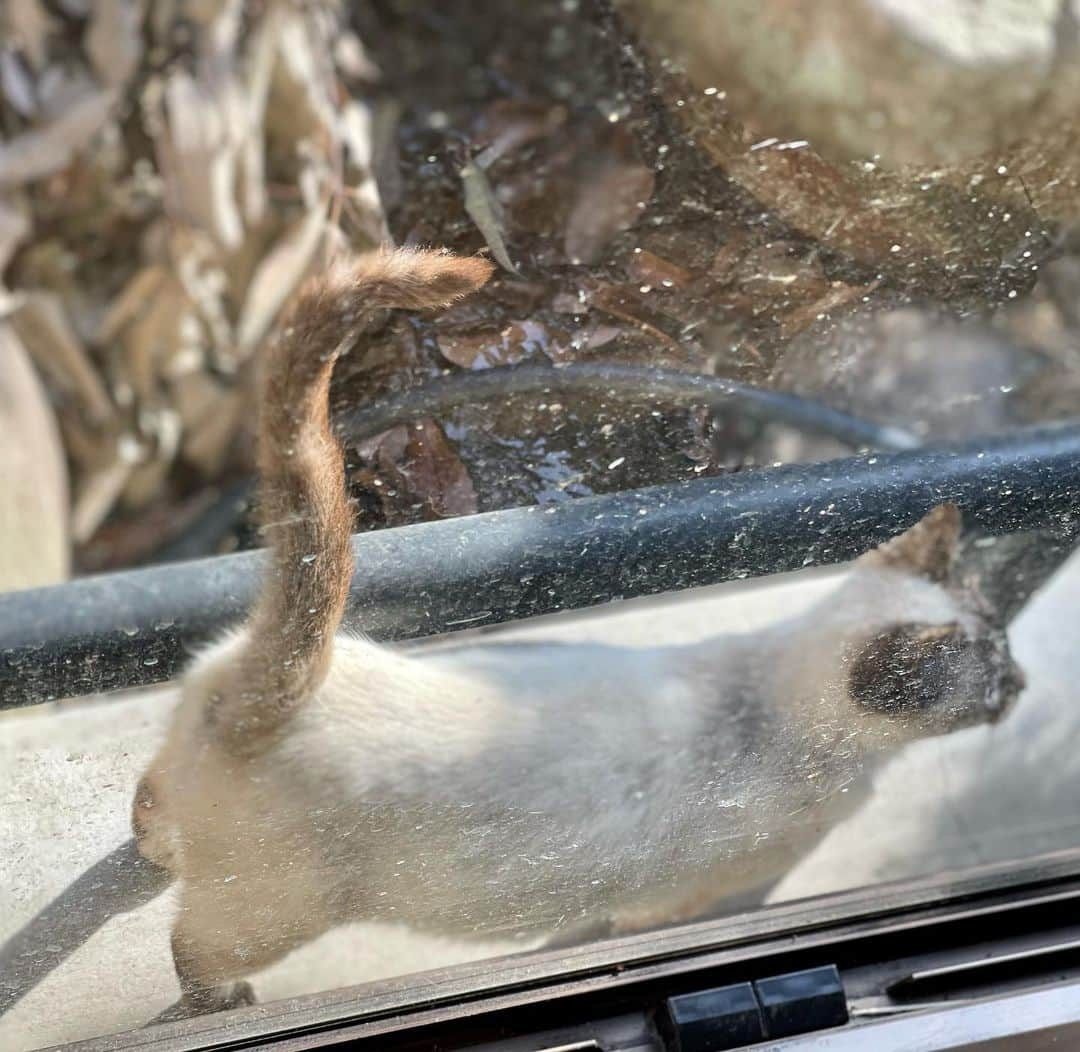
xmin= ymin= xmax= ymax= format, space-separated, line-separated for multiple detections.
xmin=48 ymin=847 xmax=1080 ymax=1052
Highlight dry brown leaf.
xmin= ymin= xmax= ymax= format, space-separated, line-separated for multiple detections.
xmin=780 ymin=279 xmax=880 ymax=340
xmin=108 ymin=273 xmax=193 ymax=406
xmin=473 ymin=100 xmax=567 ymax=170
xmin=86 ymin=0 xmax=145 ymax=90
xmin=360 ymin=420 xmax=477 ymax=522
xmin=460 ymin=158 xmax=517 ymax=274
xmin=3 ymin=0 xmax=55 ymax=69
xmin=76 ymin=484 xmax=220 ymax=572
xmin=0 ymin=89 xmax=115 ymax=186
xmin=564 ymin=141 xmax=655 ymax=265
xmin=235 ymin=201 xmax=329 ymax=357
xmin=235 ymin=10 xmax=279 ymax=228
xmin=0 ymin=0 xmax=385 ymax=560
xmin=334 ymin=31 xmax=380 ymax=82
xmin=0 ymin=48 xmax=37 ymax=117
xmin=552 ymin=290 xmax=587 ymax=314
xmin=169 ymin=368 xmax=226 ymax=434
xmin=121 ymin=409 xmax=181 ymax=509
xmin=71 ymin=449 xmax=137 ymax=544
xmin=627 ymin=250 xmax=693 ymax=290
xmin=371 ymin=98 xmax=404 ymax=215
xmin=100 ymin=265 xmax=168 ymax=344
xmin=0 ymin=323 xmax=69 ymax=589
xmin=34 ymin=66 xmax=101 ymax=122
xmin=169 ymin=228 xmax=233 ymax=366
xmin=0 ymin=195 xmax=29 ymax=276
xmin=438 ymin=320 xmax=565 ymax=369
xmin=582 ymin=323 xmax=622 ymax=352
xmin=161 ymin=69 xmax=244 ymax=249
xmin=182 ymin=386 xmax=244 ymax=477
xmin=265 ymin=9 xmax=337 ymax=144
xmin=338 ymin=100 xmax=391 ymax=245
xmin=10 ymin=290 xmax=114 ymax=424
xmin=590 ymin=284 xmax=678 ymax=348
xmin=54 ymin=400 xmax=115 ymax=473
xmin=146 ymin=0 xmax=178 ymax=43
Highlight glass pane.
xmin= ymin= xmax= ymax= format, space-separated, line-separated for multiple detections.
xmin=1 ymin=0 xmax=1078 ymax=1047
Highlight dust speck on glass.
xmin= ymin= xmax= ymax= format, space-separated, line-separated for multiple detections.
xmin=1 ymin=0 xmax=1078 ymax=1046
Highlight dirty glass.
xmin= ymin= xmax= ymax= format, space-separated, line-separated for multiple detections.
xmin=1 ymin=0 xmax=1079 ymax=1047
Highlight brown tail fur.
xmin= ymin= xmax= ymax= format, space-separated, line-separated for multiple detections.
xmin=215 ymin=247 xmax=494 ymax=749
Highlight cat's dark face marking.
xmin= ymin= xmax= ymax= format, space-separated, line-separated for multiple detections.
xmin=847 ymin=617 xmax=1023 ymax=731
xmin=845 ymin=503 xmax=1025 ymax=732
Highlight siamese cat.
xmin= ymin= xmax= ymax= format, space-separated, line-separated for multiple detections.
xmin=132 ymin=247 xmax=1024 ymax=1016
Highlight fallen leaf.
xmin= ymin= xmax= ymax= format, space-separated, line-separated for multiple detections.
xmin=71 ymin=440 xmax=139 ymax=544
xmin=161 ymin=69 xmax=244 ymax=249
xmin=265 ymin=9 xmax=338 ymax=144
xmin=109 ymin=273 xmax=192 ymax=406
xmin=359 ymin=419 xmax=477 ymax=522
xmin=171 ymin=229 xmax=233 ymax=368
xmin=564 ymin=137 xmax=655 ymax=265
xmin=0 ymin=323 xmax=69 ymax=589
xmin=182 ymin=386 xmax=246 ymax=477
xmin=0 ymin=89 xmax=115 ymax=186
xmin=338 ymin=99 xmax=391 ymax=244
xmin=235 ymin=201 xmax=329 ymax=357
xmin=438 ymin=319 xmax=564 ymax=369
xmin=334 ymin=31 xmax=381 ymax=82
xmin=370 ymin=98 xmax=404 ymax=214
xmin=10 ymin=290 xmax=114 ymax=424
xmin=0 ymin=48 xmax=37 ymax=117
xmin=76 ymin=484 xmax=227 ymax=573
xmin=460 ymin=158 xmax=518 ymax=274
xmin=121 ymin=408 xmax=181 ymax=509
xmin=582 ymin=323 xmax=623 ymax=351
xmin=100 ymin=266 xmax=168 ymax=344
xmin=780 ymin=279 xmax=880 ymax=339
xmin=473 ymin=100 xmax=567 ymax=169
xmin=552 ymin=290 xmax=588 ymax=314
xmin=0 ymin=194 xmax=29 ymax=275
xmin=86 ymin=0 xmax=145 ymax=90
xmin=5 ymin=0 xmax=55 ymax=70
xmin=627 ymin=249 xmax=693 ymax=290
xmin=236 ymin=6 xmax=278 ymax=227
xmin=590 ymin=284 xmax=677 ymax=347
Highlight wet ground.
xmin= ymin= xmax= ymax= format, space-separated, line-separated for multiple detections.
xmin=320 ymin=0 xmax=1080 ymax=538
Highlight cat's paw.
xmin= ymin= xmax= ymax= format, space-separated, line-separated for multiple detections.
xmin=222 ymin=981 xmax=257 ymax=1009
xmin=148 ymin=982 xmax=258 ymax=1026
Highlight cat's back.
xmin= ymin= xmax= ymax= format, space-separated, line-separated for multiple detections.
xmin=279 ymin=635 xmax=711 ymax=806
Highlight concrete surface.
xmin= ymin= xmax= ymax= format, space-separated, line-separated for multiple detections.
xmin=2 ymin=555 xmax=1078 ymax=1050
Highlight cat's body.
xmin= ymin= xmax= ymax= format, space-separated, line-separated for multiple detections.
xmin=133 ymin=247 xmax=1022 ymax=1015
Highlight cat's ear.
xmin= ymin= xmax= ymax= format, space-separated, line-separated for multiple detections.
xmin=847 ymin=621 xmax=962 ymax=713
xmin=857 ymin=503 xmax=961 ymax=583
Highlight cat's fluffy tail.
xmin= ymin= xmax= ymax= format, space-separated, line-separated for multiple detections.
xmin=221 ymin=247 xmax=493 ymax=750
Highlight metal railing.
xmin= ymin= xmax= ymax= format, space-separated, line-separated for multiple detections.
xmin=1 ymin=422 xmax=1078 ymax=708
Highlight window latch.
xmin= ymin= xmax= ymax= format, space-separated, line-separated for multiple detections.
xmin=659 ymin=964 xmax=848 ymax=1051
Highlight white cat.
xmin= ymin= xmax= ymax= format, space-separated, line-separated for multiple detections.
xmin=132 ymin=247 xmax=1023 ymax=1015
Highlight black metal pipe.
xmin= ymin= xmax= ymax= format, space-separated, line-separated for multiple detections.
xmin=2 ymin=423 xmax=1078 ymax=708
xmin=337 ymin=361 xmax=921 ymax=451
